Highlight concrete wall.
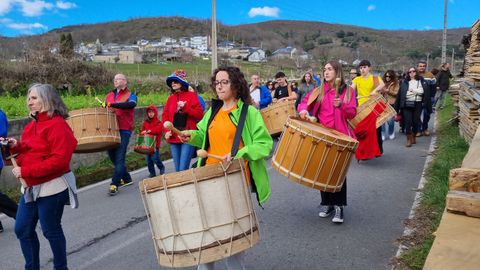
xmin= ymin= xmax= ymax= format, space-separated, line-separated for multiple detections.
xmin=0 ymin=105 xmax=167 ymax=190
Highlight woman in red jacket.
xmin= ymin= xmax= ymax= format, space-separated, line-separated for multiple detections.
xmin=2 ymin=84 xmax=77 ymax=270
xmin=162 ymin=70 xmax=203 ymax=171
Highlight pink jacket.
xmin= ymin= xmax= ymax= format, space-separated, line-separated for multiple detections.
xmin=297 ymin=82 xmax=357 ymax=138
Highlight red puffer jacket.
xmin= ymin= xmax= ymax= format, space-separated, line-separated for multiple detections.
xmin=13 ymin=112 xmax=78 ymax=187
xmin=161 ymin=91 xmax=203 ymax=144
xmin=141 ymin=105 xmax=163 ymax=148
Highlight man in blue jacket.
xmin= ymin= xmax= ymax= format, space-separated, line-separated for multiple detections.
xmin=250 ymin=74 xmax=272 ymax=110
xmin=0 ymin=109 xmax=18 ymax=232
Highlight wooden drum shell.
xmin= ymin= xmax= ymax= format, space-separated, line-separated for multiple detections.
xmin=139 ymin=159 xmax=260 ymax=267
xmin=348 ymin=94 xmax=396 ymax=129
xmin=260 ymin=100 xmax=296 ymax=136
xmin=67 ymin=107 xmax=120 ymax=153
xmin=272 ymin=117 xmax=358 ymax=192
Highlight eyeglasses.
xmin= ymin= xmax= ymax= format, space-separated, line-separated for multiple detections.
xmin=385 ymin=75 xmax=391 ymax=78
xmin=213 ymin=79 xmax=230 ymax=87
xmin=408 ymin=70 xmax=416 ymax=74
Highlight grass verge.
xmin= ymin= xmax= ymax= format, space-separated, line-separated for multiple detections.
xmin=395 ymin=95 xmax=469 ymax=269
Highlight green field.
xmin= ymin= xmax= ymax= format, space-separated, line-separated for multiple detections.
xmin=101 ymin=60 xmax=299 ymax=82
xmin=0 ymin=92 xmax=214 ymax=119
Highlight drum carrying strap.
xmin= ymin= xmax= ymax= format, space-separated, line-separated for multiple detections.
xmin=231 ymin=103 xmax=249 ymax=156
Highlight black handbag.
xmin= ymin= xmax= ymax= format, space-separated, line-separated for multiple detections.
xmin=173 ymin=109 xmax=188 ymax=130
xmin=405 ymin=100 xmax=415 ymax=108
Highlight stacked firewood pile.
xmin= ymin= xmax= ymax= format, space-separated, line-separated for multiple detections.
xmin=459 ymin=19 xmax=480 ymax=143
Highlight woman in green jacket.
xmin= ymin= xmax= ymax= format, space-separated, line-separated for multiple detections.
xmin=180 ymin=66 xmax=273 ymax=270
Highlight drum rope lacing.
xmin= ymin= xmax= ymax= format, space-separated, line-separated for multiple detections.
xmin=274 ymin=118 xmax=357 ymax=191
xmin=141 ymin=161 xmax=258 ymax=266
xmin=139 ymin=180 xmax=165 ymax=264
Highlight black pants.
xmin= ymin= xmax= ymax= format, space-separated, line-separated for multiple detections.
xmin=0 ymin=192 xmax=18 ymax=219
xmin=376 ymin=127 xmax=383 ymax=154
xmin=0 ymin=168 xmax=18 ymax=219
xmin=320 ymin=178 xmax=347 ymax=206
xmin=402 ymin=102 xmax=422 ymax=135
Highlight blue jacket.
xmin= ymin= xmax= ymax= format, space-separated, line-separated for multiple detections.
xmin=0 ymin=110 xmax=8 ymax=169
xmin=259 ymin=85 xmax=272 ymax=109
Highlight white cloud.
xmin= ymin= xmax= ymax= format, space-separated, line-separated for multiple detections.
xmin=0 ymin=18 xmax=14 ymax=24
xmin=248 ymin=6 xmax=280 ymax=18
xmin=0 ymin=0 xmax=14 ymax=16
xmin=17 ymin=0 xmax=54 ymax=17
xmin=56 ymin=1 xmax=76 ymax=10
xmin=7 ymin=22 xmax=48 ymax=30
xmin=367 ymin=5 xmax=376 ymax=11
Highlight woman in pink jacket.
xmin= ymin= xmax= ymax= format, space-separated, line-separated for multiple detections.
xmin=297 ymin=60 xmax=357 ymax=224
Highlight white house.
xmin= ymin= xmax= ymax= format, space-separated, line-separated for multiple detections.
xmin=190 ymin=36 xmax=208 ymax=51
xmin=247 ymin=49 xmax=266 ymax=62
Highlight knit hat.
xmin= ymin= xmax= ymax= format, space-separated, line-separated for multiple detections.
xmin=166 ymin=69 xmax=189 ymax=88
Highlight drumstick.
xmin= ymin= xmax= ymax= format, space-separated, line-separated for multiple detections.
xmin=334 ymin=78 xmax=341 ymax=98
xmin=95 ymin=97 xmax=106 ymax=108
xmin=163 ymin=121 xmax=183 ymax=136
xmin=10 ymin=157 xmax=27 ymax=188
xmin=197 ymin=149 xmax=224 ymax=161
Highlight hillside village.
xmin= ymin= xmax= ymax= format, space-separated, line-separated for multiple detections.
xmin=76 ymin=35 xmax=311 ymax=65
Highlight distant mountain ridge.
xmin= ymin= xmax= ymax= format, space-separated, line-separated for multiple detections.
xmin=0 ymin=16 xmax=470 ymax=64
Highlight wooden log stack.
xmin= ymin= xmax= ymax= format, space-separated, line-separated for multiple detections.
xmin=459 ymin=19 xmax=480 ymax=143
xmin=446 ymin=126 xmax=480 ymax=217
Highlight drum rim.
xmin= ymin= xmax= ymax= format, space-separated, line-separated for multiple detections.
xmin=286 ymin=117 xmax=358 ymax=148
xmin=140 ymin=159 xmax=244 ymax=193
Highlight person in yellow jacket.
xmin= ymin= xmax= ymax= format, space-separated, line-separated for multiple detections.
xmin=180 ymin=66 xmax=273 ymax=270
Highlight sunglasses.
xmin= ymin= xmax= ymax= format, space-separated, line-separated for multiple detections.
xmin=408 ymin=70 xmax=416 ymax=73
xmin=385 ymin=75 xmax=391 ymax=78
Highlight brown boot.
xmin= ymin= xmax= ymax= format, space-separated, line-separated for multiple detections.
xmin=411 ymin=134 xmax=416 ymax=144
xmin=406 ymin=134 xmax=412 ymax=147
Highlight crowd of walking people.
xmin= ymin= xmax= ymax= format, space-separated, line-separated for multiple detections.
xmin=0 ymin=59 xmax=453 ymax=269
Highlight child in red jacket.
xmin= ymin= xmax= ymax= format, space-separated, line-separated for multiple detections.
xmin=141 ymin=105 xmax=165 ymax=177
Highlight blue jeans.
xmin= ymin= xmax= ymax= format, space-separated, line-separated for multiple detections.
xmin=15 ymin=189 xmax=69 ymax=270
xmin=146 ymin=148 xmax=165 ymax=177
xmin=170 ymin=143 xmax=195 ymax=172
xmin=382 ymin=116 xmax=395 ymax=137
xmin=108 ymin=130 xmax=132 ymax=186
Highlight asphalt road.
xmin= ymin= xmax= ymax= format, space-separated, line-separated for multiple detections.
xmin=0 ymin=131 xmax=432 ymax=270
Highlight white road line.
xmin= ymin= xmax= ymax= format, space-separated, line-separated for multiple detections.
xmin=76 ymin=231 xmax=149 ymax=270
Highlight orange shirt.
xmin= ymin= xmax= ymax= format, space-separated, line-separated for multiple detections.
xmin=206 ymin=105 xmax=250 ymax=183
xmin=206 ymin=106 xmax=243 ymax=165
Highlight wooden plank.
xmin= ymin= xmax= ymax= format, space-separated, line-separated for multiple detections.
xmin=449 ymin=168 xmax=480 ymax=192
xmin=446 ymin=190 xmax=480 ymax=218
xmin=424 ymin=211 xmax=480 ymax=270
xmin=462 ymin=125 xmax=480 ymax=168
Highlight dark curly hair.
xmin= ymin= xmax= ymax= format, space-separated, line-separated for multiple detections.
xmin=210 ymin=66 xmax=252 ymax=105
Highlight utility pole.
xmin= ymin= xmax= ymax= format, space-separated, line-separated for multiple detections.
xmin=451 ymin=48 xmax=455 ymax=73
xmin=211 ymin=0 xmax=218 ymax=72
xmin=441 ymin=0 xmax=448 ymax=64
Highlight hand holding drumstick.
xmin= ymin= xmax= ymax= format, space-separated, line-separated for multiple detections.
xmin=298 ymin=110 xmax=317 ymax=122
xmin=333 ymin=78 xmax=342 ymax=108
xmin=197 ymin=149 xmax=233 ymax=162
xmin=164 ymin=121 xmax=189 ymax=142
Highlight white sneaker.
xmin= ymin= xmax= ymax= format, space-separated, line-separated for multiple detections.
xmin=389 ymin=133 xmax=395 ymax=140
xmin=381 ymin=134 xmax=385 ymax=141
xmin=332 ymin=206 xmax=344 ymax=223
xmin=318 ymin=205 xmax=334 ymax=217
